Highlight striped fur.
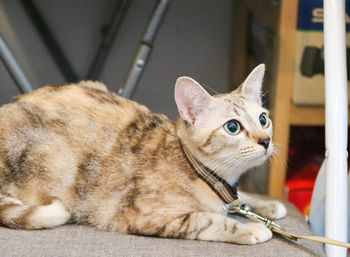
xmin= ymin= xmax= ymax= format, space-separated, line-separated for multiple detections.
xmin=0 ymin=67 xmax=286 ymax=245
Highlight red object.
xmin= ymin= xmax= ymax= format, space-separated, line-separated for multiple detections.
xmin=285 ymin=163 xmax=320 ymax=215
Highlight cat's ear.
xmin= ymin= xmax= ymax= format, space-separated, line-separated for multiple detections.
xmin=236 ymin=64 xmax=265 ymax=105
xmin=175 ymin=76 xmax=213 ymax=124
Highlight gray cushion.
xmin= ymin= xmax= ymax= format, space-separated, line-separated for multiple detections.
xmin=0 ymin=202 xmax=325 ymax=257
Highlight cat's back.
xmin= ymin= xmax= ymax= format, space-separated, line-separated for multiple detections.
xmin=0 ymin=81 xmax=172 ymax=156
xmin=13 ymin=81 xmax=136 ymax=126
xmin=0 ymin=81 xmax=154 ymax=132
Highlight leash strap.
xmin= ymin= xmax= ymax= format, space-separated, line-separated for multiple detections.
xmin=272 ymin=227 xmax=350 ymax=248
xmin=223 ymin=203 xmax=350 ymax=248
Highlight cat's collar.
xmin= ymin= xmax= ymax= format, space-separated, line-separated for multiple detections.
xmin=179 ymin=141 xmax=239 ymax=204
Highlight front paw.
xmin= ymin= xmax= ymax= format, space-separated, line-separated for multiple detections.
xmin=233 ymin=223 xmax=272 ymax=244
xmin=255 ymin=201 xmax=287 ymax=220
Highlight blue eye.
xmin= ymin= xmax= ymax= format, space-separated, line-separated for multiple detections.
xmin=259 ymin=113 xmax=270 ymax=128
xmin=224 ymin=120 xmax=240 ymax=135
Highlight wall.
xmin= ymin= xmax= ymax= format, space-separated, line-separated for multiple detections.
xmin=0 ymin=0 xmax=234 ymax=119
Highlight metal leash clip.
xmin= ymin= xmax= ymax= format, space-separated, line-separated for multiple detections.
xmin=223 ymin=202 xmax=350 ymax=247
xmin=223 ymin=202 xmax=282 ymax=230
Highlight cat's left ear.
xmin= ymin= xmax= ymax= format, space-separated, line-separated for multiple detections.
xmin=236 ymin=64 xmax=265 ymax=105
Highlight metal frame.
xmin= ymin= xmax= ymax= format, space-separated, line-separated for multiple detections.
xmin=20 ymin=0 xmax=78 ymax=82
xmin=1 ymin=1 xmax=170 ymax=98
xmin=0 ymin=33 xmax=33 ymax=93
xmin=118 ymin=0 xmax=170 ymax=98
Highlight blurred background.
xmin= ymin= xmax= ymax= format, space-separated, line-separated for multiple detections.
xmin=0 ymin=0 xmax=234 ymax=118
xmin=0 ymin=0 xmax=347 ymax=218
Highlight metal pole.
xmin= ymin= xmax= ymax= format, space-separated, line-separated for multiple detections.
xmin=324 ymin=0 xmax=348 ymax=256
xmin=119 ymin=0 xmax=170 ymax=98
xmin=0 ymin=33 xmax=33 ymax=93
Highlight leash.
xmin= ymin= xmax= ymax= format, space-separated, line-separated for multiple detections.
xmin=223 ymin=202 xmax=350 ymax=248
xmin=179 ymin=140 xmax=350 ymax=248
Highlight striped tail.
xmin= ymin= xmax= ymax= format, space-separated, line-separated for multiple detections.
xmin=0 ymin=195 xmax=70 ymax=229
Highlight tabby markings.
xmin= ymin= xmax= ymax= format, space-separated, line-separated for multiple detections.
xmin=83 ymin=87 xmax=121 ymax=105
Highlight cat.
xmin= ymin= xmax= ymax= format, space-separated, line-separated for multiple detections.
xmin=0 ymin=64 xmax=286 ymax=244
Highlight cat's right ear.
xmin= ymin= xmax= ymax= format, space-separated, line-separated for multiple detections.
xmin=174 ymin=77 xmax=213 ymax=125
xmin=235 ymin=64 xmax=265 ymax=105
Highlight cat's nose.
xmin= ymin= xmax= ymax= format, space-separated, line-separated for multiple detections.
xmin=258 ymin=137 xmax=270 ymax=149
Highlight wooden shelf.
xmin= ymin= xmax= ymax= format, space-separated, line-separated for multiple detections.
xmin=289 ymin=105 xmax=350 ymax=126
xmin=268 ymin=0 xmax=298 ymax=199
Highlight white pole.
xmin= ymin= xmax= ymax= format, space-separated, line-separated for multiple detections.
xmin=324 ymin=0 xmax=348 ymax=256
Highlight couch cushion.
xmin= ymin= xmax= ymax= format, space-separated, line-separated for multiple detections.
xmin=0 ymin=202 xmax=325 ymax=257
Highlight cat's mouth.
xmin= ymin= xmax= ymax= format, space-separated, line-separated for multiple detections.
xmin=241 ymin=144 xmax=273 ymax=158
xmin=247 ymin=146 xmax=273 ymax=166
xmin=266 ymin=144 xmax=274 ymax=156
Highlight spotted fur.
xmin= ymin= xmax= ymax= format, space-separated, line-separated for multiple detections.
xmin=0 ymin=65 xmax=286 ymax=245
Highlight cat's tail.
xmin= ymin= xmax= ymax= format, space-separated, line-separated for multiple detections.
xmin=0 ymin=194 xmax=70 ymax=229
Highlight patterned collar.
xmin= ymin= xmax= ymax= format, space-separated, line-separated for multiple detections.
xmin=179 ymin=141 xmax=239 ymax=204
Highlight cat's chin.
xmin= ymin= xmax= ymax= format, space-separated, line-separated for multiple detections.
xmin=225 ymin=153 xmax=271 ymax=185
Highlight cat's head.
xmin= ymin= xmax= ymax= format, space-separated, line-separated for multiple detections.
xmin=175 ymin=64 xmax=272 ymax=184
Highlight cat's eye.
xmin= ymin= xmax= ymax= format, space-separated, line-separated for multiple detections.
xmin=223 ymin=120 xmax=240 ymax=135
xmin=259 ymin=113 xmax=270 ymax=128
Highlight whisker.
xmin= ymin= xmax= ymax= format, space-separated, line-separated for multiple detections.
xmin=271 ymin=148 xmax=287 ymax=168
xmin=273 ymin=142 xmax=288 ymax=151
xmin=273 ymin=145 xmax=287 ymax=163
xmin=201 ymin=83 xmax=220 ymax=95
xmin=211 ymin=156 xmax=241 ymax=179
xmin=221 ymin=160 xmax=241 ymax=182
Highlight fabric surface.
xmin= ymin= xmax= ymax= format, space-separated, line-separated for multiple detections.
xmin=0 ymin=202 xmax=325 ymax=257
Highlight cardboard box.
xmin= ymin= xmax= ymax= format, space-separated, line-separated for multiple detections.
xmin=293 ymin=0 xmax=350 ymax=105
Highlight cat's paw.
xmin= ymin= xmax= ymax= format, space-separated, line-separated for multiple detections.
xmin=255 ymin=201 xmax=287 ymax=220
xmin=233 ymin=223 xmax=272 ymax=244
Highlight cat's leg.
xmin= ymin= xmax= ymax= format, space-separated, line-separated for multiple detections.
xmin=0 ymin=195 xmax=70 ymax=229
xmin=238 ymin=192 xmax=287 ymax=220
xmin=157 ymin=212 xmax=272 ymax=244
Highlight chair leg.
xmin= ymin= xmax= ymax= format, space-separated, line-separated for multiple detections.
xmin=0 ymin=33 xmax=33 ymax=93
